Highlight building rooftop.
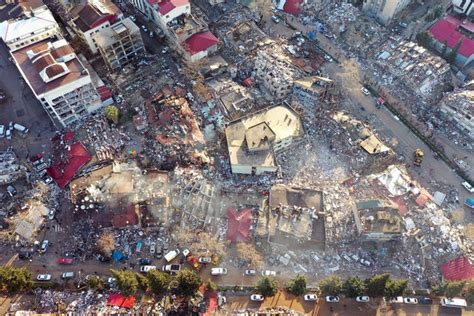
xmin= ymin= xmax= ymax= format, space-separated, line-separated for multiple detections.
xmin=225 ymin=105 xmax=303 ymax=168
xmin=94 ymin=17 xmax=140 ymax=48
xmin=0 ymin=6 xmax=57 ymax=43
xmin=154 ymin=0 xmax=189 ymax=15
xmin=12 ymin=39 xmax=88 ymax=96
xmin=72 ymin=0 xmax=119 ymax=32
xmin=430 ymin=16 xmax=474 ymax=58
xmin=182 ymin=31 xmax=219 ymax=55
xmin=356 ymin=200 xmax=402 ymax=238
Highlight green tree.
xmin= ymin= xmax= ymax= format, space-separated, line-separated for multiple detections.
xmin=441 ymin=40 xmax=448 ymax=57
xmin=255 ymin=276 xmax=279 ymax=297
xmin=205 ymin=280 xmax=218 ymax=292
xmin=343 ymin=276 xmax=366 ymax=298
xmin=384 ymin=279 xmax=408 ymax=299
xmin=286 ymin=274 xmax=307 ymax=296
xmin=319 ymin=275 xmax=342 ymax=296
xmin=434 ymin=6 xmax=443 ymax=19
xmin=135 ymin=272 xmax=149 ymax=292
xmin=86 ymin=275 xmax=105 ymax=291
xmin=172 ymin=269 xmax=202 ymax=297
xmin=434 ymin=281 xmax=466 ymax=299
xmin=365 ymin=273 xmax=390 ymax=298
xmin=0 ymin=267 xmax=33 ymax=293
xmin=111 ymin=270 xmax=138 ymax=296
xmin=417 ymin=31 xmax=433 ymax=48
xmin=147 ymin=270 xmax=171 ymax=296
xmin=447 ymin=37 xmax=464 ymax=63
xmin=105 ymin=105 xmax=120 ymax=124
xmin=464 ymin=282 xmax=474 ymax=305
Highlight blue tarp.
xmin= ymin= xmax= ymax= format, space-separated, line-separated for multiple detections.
xmin=112 ymin=250 xmax=123 ymax=261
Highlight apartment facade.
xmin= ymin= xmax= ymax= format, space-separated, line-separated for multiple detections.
xmin=362 ymin=0 xmax=412 ymax=25
xmin=452 ymin=0 xmax=474 ymax=17
xmin=12 ymin=39 xmax=104 ymax=127
xmin=94 ymin=17 xmax=144 ymax=70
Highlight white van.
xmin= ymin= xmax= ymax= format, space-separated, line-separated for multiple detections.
xmin=13 ymin=123 xmax=29 ymax=136
xmin=164 ymin=249 xmax=180 ymax=262
xmin=440 ymin=297 xmax=467 ymax=308
xmin=0 ymin=125 xmax=5 ymax=138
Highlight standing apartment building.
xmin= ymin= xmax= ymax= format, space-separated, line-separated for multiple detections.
xmin=362 ymin=0 xmax=412 ymax=25
xmin=93 ymin=17 xmax=144 ymax=71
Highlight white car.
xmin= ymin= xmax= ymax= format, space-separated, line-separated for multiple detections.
xmin=129 ymin=15 xmax=136 ymax=22
xmin=42 ymin=176 xmax=53 ymax=185
xmin=261 ymin=270 xmax=276 ymax=276
xmin=361 ymin=87 xmax=370 ymax=95
xmin=404 ymin=297 xmax=418 ymax=304
xmin=359 ymin=258 xmax=372 ymax=267
xmin=47 ymin=210 xmax=55 ymax=220
xmin=62 ymin=272 xmax=74 ymax=279
xmin=462 ymin=181 xmax=474 ymax=193
xmin=40 ymin=240 xmax=49 ymax=252
xmin=326 ymin=296 xmax=340 ymax=303
xmin=211 ymin=268 xmax=227 ymax=275
xmin=37 ymin=274 xmax=52 ymax=281
xmin=198 ymin=257 xmax=212 ymax=263
xmin=356 ymin=296 xmax=370 ymax=302
xmin=139 ymin=265 xmax=157 ymax=273
xmin=6 ymin=129 xmax=12 ymax=140
xmin=150 ymin=242 xmax=156 ymax=254
xmin=250 ymin=294 xmax=264 ymax=301
xmin=304 ymin=294 xmax=318 ymax=301
xmin=245 ymin=269 xmax=256 ymax=276
xmin=108 ymin=277 xmax=116 ymax=285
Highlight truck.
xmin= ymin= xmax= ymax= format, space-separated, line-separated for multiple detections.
xmin=465 ymin=198 xmax=474 ymax=209
xmin=414 ymin=148 xmax=424 ymax=166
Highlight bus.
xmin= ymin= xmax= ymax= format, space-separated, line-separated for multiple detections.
xmin=440 ymin=297 xmax=467 ymax=308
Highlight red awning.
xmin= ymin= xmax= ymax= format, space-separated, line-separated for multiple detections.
xmin=283 ymin=0 xmax=301 ymax=15
xmin=227 ymin=208 xmax=252 ymax=242
xmin=107 ymin=293 xmax=136 ymax=309
xmin=440 ymin=256 xmax=474 ymax=281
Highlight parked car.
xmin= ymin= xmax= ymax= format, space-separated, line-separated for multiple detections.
xmin=271 ymin=15 xmax=280 ymax=23
xmin=245 ymin=269 xmax=256 ymax=276
xmin=150 ymin=242 xmax=156 ymax=255
xmin=30 ymin=154 xmax=43 ymax=163
xmin=359 ymin=258 xmax=372 ymax=267
xmin=356 ymin=296 xmax=370 ymax=302
xmin=47 ymin=209 xmax=55 ymax=220
xmin=40 ymin=240 xmax=49 ymax=252
xmin=139 ymin=265 xmax=157 ymax=273
xmin=139 ymin=258 xmax=152 ymax=265
xmin=162 ymin=264 xmax=181 ymax=274
xmin=388 ymin=296 xmax=404 ymax=303
xmin=419 ymin=297 xmax=432 ymax=304
xmin=19 ymin=251 xmax=32 ymax=260
xmin=164 ymin=249 xmax=180 ymax=262
xmin=250 ymin=294 xmax=264 ymax=301
xmin=326 ymin=296 xmax=340 ymax=303
xmin=37 ymin=274 xmax=52 ymax=281
xmin=129 ymin=15 xmax=136 ymax=22
xmin=42 ymin=176 xmax=53 ymax=185
xmin=304 ymin=294 xmax=317 ymax=301
xmin=5 ymin=129 xmax=11 ymax=140
xmin=6 ymin=185 xmax=16 ymax=197
xmin=261 ymin=270 xmax=276 ymax=276
xmin=0 ymin=125 xmax=5 ymax=138
xmin=211 ymin=268 xmax=228 ymax=275
xmin=13 ymin=123 xmax=28 ymax=136
xmin=198 ymin=257 xmax=212 ymax=263
xmin=462 ymin=181 xmax=474 ymax=193
xmin=62 ymin=272 xmax=74 ymax=279
xmin=361 ymin=87 xmax=370 ymax=95
xmin=404 ymin=297 xmax=418 ymax=304
xmin=218 ymin=294 xmax=227 ymax=306
xmin=35 ymin=163 xmax=48 ymax=171
xmin=156 ymin=245 xmax=163 ymax=259
xmin=107 ymin=277 xmax=116 ymax=286
xmin=56 ymin=257 xmax=73 ymax=265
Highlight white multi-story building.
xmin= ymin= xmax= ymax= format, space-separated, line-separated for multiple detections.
xmin=362 ymin=0 xmax=412 ymax=25
xmin=12 ymin=39 xmax=104 ymax=127
xmin=0 ymin=1 xmax=62 ymax=52
xmin=453 ymin=0 xmax=474 ymax=17
xmin=69 ymin=0 xmax=123 ymax=54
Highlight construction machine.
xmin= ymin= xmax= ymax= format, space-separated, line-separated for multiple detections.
xmin=414 ymin=148 xmax=424 ymax=166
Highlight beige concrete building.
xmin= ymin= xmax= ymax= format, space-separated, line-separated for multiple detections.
xmin=93 ymin=17 xmax=144 ymax=71
xmin=225 ymin=105 xmax=303 ymax=175
xmin=362 ymin=0 xmax=412 ymax=25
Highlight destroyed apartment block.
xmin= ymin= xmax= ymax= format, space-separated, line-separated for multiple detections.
xmin=0 ymin=150 xmax=23 ymax=184
xmin=376 ymin=40 xmax=451 ymax=99
xmin=225 ymin=104 xmax=304 ymax=175
xmin=264 ymin=185 xmax=325 ymax=247
xmin=223 ymin=21 xmax=272 ymax=55
xmin=254 ymin=48 xmax=303 ymax=99
xmin=13 ymin=201 xmax=50 ymax=241
xmin=93 ymin=17 xmax=145 ymax=71
xmin=437 ymin=87 xmax=474 ymax=142
xmin=354 ymin=199 xmax=402 ymax=241
xmin=292 ymin=76 xmax=335 ymax=114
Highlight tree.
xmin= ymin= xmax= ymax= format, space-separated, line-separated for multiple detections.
xmin=0 ymin=267 xmax=33 ymax=293
xmin=172 ymin=269 xmax=202 ymax=297
xmin=86 ymin=275 xmax=105 ymax=291
xmin=205 ymin=280 xmax=218 ymax=292
xmin=343 ymin=276 xmax=366 ymax=298
xmin=384 ymin=279 xmax=408 ymax=299
xmin=96 ymin=232 xmax=115 ymax=258
xmin=111 ymin=270 xmax=138 ymax=296
xmin=434 ymin=6 xmax=443 ymax=19
xmin=365 ymin=273 xmax=390 ymax=298
xmin=255 ymin=276 xmax=278 ymax=297
xmin=464 ymin=282 xmax=474 ymax=305
xmin=447 ymin=37 xmax=464 ymax=63
xmin=434 ymin=281 xmax=466 ymax=298
xmin=236 ymin=243 xmax=264 ymax=268
xmin=135 ymin=272 xmax=149 ymax=292
xmin=319 ymin=275 xmax=342 ymax=296
xmin=147 ymin=270 xmax=170 ymax=296
xmin=105 ymin=105 xmax=120 ymax=124
xmin=416 ymin=31 xmax=433 ymax=48
xmin=441 ymin=40 xmax=448 ymax=57
xmin=286 ymin=274 xmax=307 ymax=296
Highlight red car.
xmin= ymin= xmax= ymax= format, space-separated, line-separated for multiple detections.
xmin=30 ymin=153 xmax=43 ymax=162
xmin=57 ymin=257 xmax=74 ymax=265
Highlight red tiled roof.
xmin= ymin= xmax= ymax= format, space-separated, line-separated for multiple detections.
xmin=182 ymin=31 xmax=219 ymax=55
xmin=47 ymin=141 xmax=91 ymax=189
xmin=283 ymin=0 xmax=301 ymax=15
xmin=111 ymin=204 xmax=138 ymax=227
xmin=440 ymin=256 xmax=474 ymax=281
xmin=430 ymin=17 xmax=474 ymax=58
xmin=227 ymin=208 xmax=252 ymax=242
xmin=107 ymin=293 xmax=136 ymax=308
xmin=158 ymin=0 xmax=175 ymax=14
xmin=97 ymin=86 xmax=112 ymax=101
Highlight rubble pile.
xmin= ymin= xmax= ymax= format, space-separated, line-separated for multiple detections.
xmin=320 ymin=2 xmax=361 ymax=33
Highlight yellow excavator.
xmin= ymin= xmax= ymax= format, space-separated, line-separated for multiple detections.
xmin=414 ymin=148 xmax=424 ymax=166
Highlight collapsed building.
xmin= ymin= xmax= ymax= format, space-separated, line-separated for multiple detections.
xmin=362 ymin=0 xmax=411 ymax=26
xmin=376 ymin=40 xmax=451 ymax=99
xmin=354 ymin=200 xmax=402 ymax=241
xmin=437 ymin=86 xmax=474 ymax=141
xmin=225 ymin=105 xmax=304 ymax=175
xmin=0 ymin=150 xmax=23 ymax=184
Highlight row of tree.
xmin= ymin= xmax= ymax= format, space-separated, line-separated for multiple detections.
xmin=0 ymin=267 xmax=33 ymax=293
